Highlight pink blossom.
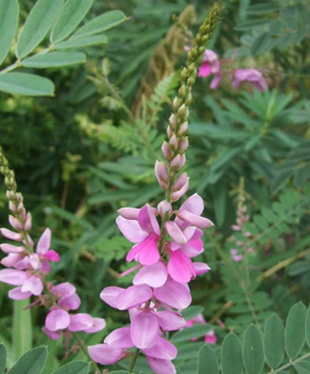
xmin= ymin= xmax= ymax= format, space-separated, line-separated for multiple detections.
xmin=88 ymin=344 xmax=124 ymax=365
xmin=31 ymin=229 xmax=60 ymax=273
xmin=230 ymin=249 xmax=244 ymax=262
xmin=232 ymin=68 xmax=268 ymax=92
xmin=198 ymin=49 xmax=222 ymax=89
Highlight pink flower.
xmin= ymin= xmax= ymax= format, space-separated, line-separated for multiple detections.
xmin=205 ymin=329 xmax=217 ymax=344
xmin=117 ymin=205 xmax=160 ymax=266
xmin=230 ymin=249 xmax=244 ymax=262
xmin=232 ymin=69 xmax=267 ymax=92
xmin=198 ymin=49 xmax=222 ymax=89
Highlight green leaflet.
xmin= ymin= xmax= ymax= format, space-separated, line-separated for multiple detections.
xmin=22 ymin=51 xmax=86 ymax=68
xmin=51 ymin=361 xmax=90 ymax=374
xmin=16 ymin=0 xmax=64 ymax=58
xmin=305 ymin=305 xmax=310 ymax=348
xmin=54 ymin=35 xmax=107 ymax=50
xmin=221 ymin=333 xmax=243 ymax=374
xmin=50 ymin=0 xmax=94 ymax=43
xmin=285 ymin=302 xmax=306 ymax=359
xmin=70 ymin=10 xmax=126 ymax=39
xmin=0 ymin=72 xmax=54 ymax=96
xmin=7 ymin=347 xmax=47 ymax=374
xmin=243 ymin=325 xmax=264 ymax=374
xmin=198 ymin=345 xmax=219 ymax=374
xmin=264 ymin=314 xmax=285 ymax=369
xmin=171 ymin=324 xmax=211 ymax=343
xmin=0 ymin=0 xmax=19 ymax=65
xmin=0 ymin=344 xmax=6 ymax=374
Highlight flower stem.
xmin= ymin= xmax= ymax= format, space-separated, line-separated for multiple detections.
xmin=72 ymin=332 xmax=101 ymax=372
xmin=129 ymin=348 xmax=140 ymax=373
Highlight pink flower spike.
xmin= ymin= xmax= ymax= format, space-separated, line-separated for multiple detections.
xmin=0 ymin=228 xmax=23 ymax=241
xmin=0 ymin=244 xmax=25 ymax=254
xmin=146 ymin=357 xmax=176 ymax=374
xmin=193 ymin=262 xmax=211 ymax=275
xmin=69 ymin=313 xmax=93 ymax=332
xmin=42 ymin=327 xmax=61 ymax=340
xmin=104 ymin=327 xmax=134 ymax=348
xmin=45 ymin=308 xmax=70 ymax=331
xmin=88 ymin=344 xmax=124 ymax=365
xmin=117 ymin=207 xmax=140 ymax=220
xmin=84 ymin=317 xmax=106 ymax=333
xmin=133 ymin=261 xmax=168 ymax=288
xmin=143 ymin=337 xmax=177 ymax=360
xmin=8 ymin=287 xmax=32 ymax=300
xmin=36 ymin=228 xmax=51 ymax=255
xmin=45 ymin=250 xmax=60 ymax=262
xmin=21 ymin=275 xmax=43 ymax=296
xmin=115 ymin=284 xmax=152 ymax=310
xmin=168 ymin=250 xmax=196 ymax=283
xmin=165 ymin=221 xmax=187 ymax=245
xmin=154 ymin=277 xmax=192 ymax=310
xmin=100 ymin=286 xmax=125 ymax=308
xmin=0 ymin=269 xmax=28 ymax=285
xmin=131 ymin=311 xmax=159 ymax=349
xmin=157 ymin=311 xmax=186 ymax=331
xmin=116 ymin=216 xmax=148 ymax=243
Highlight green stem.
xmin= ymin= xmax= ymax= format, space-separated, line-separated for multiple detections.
xmin=270 ymin=352 xmax=310 ymax=374
xmin=128 ymin=348 xmax=140 ymax=373
xmin=0 ymin=62 xmax=18 ymax=75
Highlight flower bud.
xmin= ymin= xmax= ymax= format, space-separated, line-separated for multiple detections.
xmin=169 ymin=135 xmax=178 ymax=150
xmin=9 ymin=215 xmax=23 ymax=231
xmin=169 ymin=114 xmax=177 ymax=130
xmin=161 ymin=141 xmax=172 ymax=160
xmin=170 ymin=154 xmax=186 ymax=171
xmin=9 ymin=201 xmax=16 ymax=212
xmin=172 ymin=178 xmax=189 ymax=201
xmin=155 ymin=161 xmax=169 ymax=190
xmin=172 ymin=173 xmax=188 ymax=191
xmin=179 ymin=137 xmax=189 ymax=153
xmin=177 ymin=104 xmax=187 ymax=119
xmin=167 ymin=126 xmax=173 ymax=139
xmin=157 ymin=200 xmax=172 ymax=216
xmin=24 ymin=213 xmax=32 ymax=232
xmin=173 ymin=97 xmax=182 ymax=111
xmin=117 ymin=208 xmax=140 ymax=220
xmin=178 ymin=122 xmax=188 ymax=137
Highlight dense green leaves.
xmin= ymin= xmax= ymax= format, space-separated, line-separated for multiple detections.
xmin=0 ymin=0 xmax=19 ymax=65
xmin=50 ymin=0 xmax=94 ymax=43
xmin=51 ymin=361 xmax=90 ymax=374
xmin=198 ymin=345 xmax=219 ymax=374
xmin=221 ymin=334 xmax=243 ymax=374
xmin=0 ymin=72 xmax=54 ymax=96
xmin=264 ymin=314 xmax=285 ymax=369
xmin=285 ymin=302 xmax=307 ymax=359
xmin=243 ymin=325 xmax=264 ymax=374
xmin=70 ymin=10 xmax=126 ymax=39
xmin=22 ymin=52 xmax=86 ymax=68
xmin=7 ymin=347 xmax=47 ymax=374
xmin=0 ymin=344 xmax=6 ymax=374
xmin=16 ymin=0 xmax=64 ymax=58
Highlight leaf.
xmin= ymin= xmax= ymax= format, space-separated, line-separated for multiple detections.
xmin=16 ymin=0 xmax=64 ymax=58
xmin=280 ymin=5 xmax=297 ymax=30
xmin=70 ymin=10 xmax=126 ymax=39
xmin=51 ymin=361 xmax=90 ymax=374
xmin=221 ymin=333 xmax=243 ymax=374
xmin=108 ymin=372 xmax=130 ymax=374
xmin=198 ymin=345 xmax=219 ymax=374
xmin=22 ymin=51 xmax=86 ymax=68
xmin=7 ymin=347 xmax=47 ymax=374
xmin=305 ymin=305 xmax=310 ymax=348
xmin=177 ymin=342 xmax=204 ymax=360
xmin=54 ymin=35 xmax=107 ymax=49
xmin=246 ymin=2 xmax=281 ymax=14
xmin=213 ymin=182 xmax=227 ymax=227
xmin=50 ymin=0 xmax=93 ymax=43
xmin=182 ymin=305 xmax=204 ymax=321
xmin=235 ymin=19 xmax=272 ymax=31
xmin=264 ymin=314 xmax=285 ymax=369
xmin=13 ymin=299 xmax=32 ymax=359
xmin=0 ymin=0 xmax=19 ymax=65
xmin=251 ymin=32 xmax=275 ymax=56
xmin=285 ymin=302 xmax=307 ymax=359
xmin=295 ymin=362 xmax=310 ymax=374
xmin=171 ymin=324 xmax=211 ymax=342
xmin=0 ymin=344 xmax=6 ymax=374
xmin=243 ymin=325 xmax=264 ymax=374
xmin=0 ymin=72 xmax=54 ymax=96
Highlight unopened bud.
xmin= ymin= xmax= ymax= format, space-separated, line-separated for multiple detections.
xmin=178 ymin=122 xmax=188 ymax=136
xmin=162 ymin=141 xmax=172 ymax=160
xmin=8 ymin=215 xmax=23 ymax=231
xmin=172 ymin=172 xmax=188 ymax=191
xmin=157 ymin=200 xmax=172 ymax=216
xmin=173 ymin=97 xmax=182 ymax=111
xmin=169 ymin=135 xmax=178 ymax=150
xmin=24 ymin=212 xmax=32 ymax=231
xmin=117 ymin=207 xmax=140 ymax=220
xmin=172 ymin=177 xmax=190 ymax=201
xmin=169 ymin=114 xmax=177 ymax=130
xmin=177 ymin=104 xmax=187 ymax=119
xmin=179 ymin=137 xmax=189 ymax=153
xmin=9 ymin=201 xmax=16 ymax=212
xmin=178 ymin=85 xmax=187 ymax=99
xmin=155 ymin=160 xmax=169 ymax=184
xmin=170 ymin=154 xmax=186 ymax=171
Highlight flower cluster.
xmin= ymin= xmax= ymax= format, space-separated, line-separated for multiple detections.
xmin=0 ymin=150 xmax=105 ymax=343
xmin=198 ymin=49 xmax=268 ymax=92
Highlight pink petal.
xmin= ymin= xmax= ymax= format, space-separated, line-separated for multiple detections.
xmin=138 ymin=205 xmax=160 ymax=235
xmin=198 ymin=62 xmax=212 ymax=77
xmin=154 ymin=277 xmax=192 ymax=310
xmin=143 ymin=337 xmax=177 ymax=360
xmin=117 ymin=207 xmax=140 ymax=220
xmin=165 ymin=221 xmax=187 ymax=245
xmin=0 ymin=244 xmax=25 ymax=253
xmin=177 ymin=210 xmax=214 ymax=229
xmin=146 ymin=357 xmax=176 ymax=374
xmin=210 ymin=72 xmax=221 ymax=89
xmin=183 ymin=226 xmax=203 ymax=241
xmin=127 ymin=234 xmax=160 ymax=266
xmin=8 ymin=287 xmax=32 ymax=300
xmin=29 ymin=254 xmax=40 ymax=270
xmin=157 ymin=311 xmax=186 ymax=331
xmin=0 ymin=228 xmax=22 ymax=241
xmin=100 ymin=286 xmax=124 ymax=308
xmin=21 ymin=275 xmax=43 ymax=296
xmin=59 ymin=293 xmax=81 ymax=310
xmin=193 ymin=262 xmax=211 ymax=275
xmin=84 ymin=317 xmax=106 ymax=333
xmin=38 ymin=259 xmax=51 ymax=273
xmin=42 ymin=327 xmax=61 ymax=340
xmin=116 ymin=216 xmax=148 ymax=243
xmin=45 ymin=308 xmax=70 ymax=331
xmin=0 ymin=269 xmax=28 ymax=285
xmin=13 ymin=256 xmax=31 ymax=270
xmin=1 ymin=253 xmax=23 ymax=267
xmin=69 ymin=313 xmax=93 ymax=332
xmin=37 ymin=228 xmax=51 ymax=255
xmin=116 ymin=284 xmax=152 ymax=310
xmin=131 ymin=311 xmax=159 ymax=349
xmin=205 ymin=330 xmax=217 ymax=344
xmin=104 ymin=327 xmax=134 ymax=348
xmin=180 ymin=194 xmax=204 ymax=216
xmin=88 ymin=344 xmax=123 ymax=365
xmin=52 ymin=282 xmax=76 ymax=298
xmin=45 ymin=250 xmax=60 ymax=262
xmin=168 ymin=250 xmax=196 ymax=283
xmin=133 ymin=261 xmax=168 ymax=288
xmin=8 ymin=215 xmax=23 ymax=230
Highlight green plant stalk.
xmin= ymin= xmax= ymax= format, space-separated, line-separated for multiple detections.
xmin=129 ymin=348 xmax=140 ymax=373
